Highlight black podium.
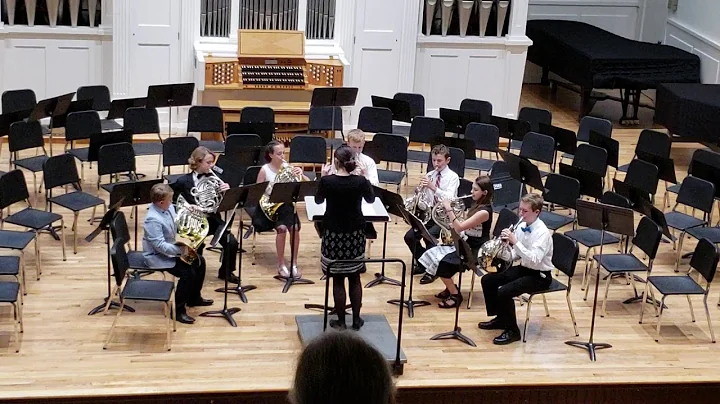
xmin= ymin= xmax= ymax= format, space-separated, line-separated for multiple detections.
xmin=146 ymin=83 xmax=195 ymax=137
xmin=109 ymin=179 xmax=164 ymax=251
xmin=366 ymin=186 xmax=404 ymax=288
xmin=565 ymin=199 xmax=635 ymax=361
xmin=311 ymin=87 xmax=358 ymax=143
xmin=269 ymin=181 xmax=318 ymax=293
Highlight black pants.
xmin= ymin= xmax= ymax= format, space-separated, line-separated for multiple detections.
xmin=481 ymin=265 xmax=552 ymax=331
xmin=404 ymin=220 xmax=441 ymax=261
xmin=332 ymin=272 xmax=362 ymax=324
xmin=165 ymin=257 xmax=207 ymax=313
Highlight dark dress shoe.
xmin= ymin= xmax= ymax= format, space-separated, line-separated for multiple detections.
xmin=493 ymin=329 xmax=521 ymax=345
xmin=419 ymin=273 xmax=437 ymax=284
xmin=218 ymin=272 xmax=240 ymax=284
xmin=187 ymin=297 xmax=214 ymax=307
xmin=478 ymin=317 xmax=505 ymax=330
xmin=329 ymin=319 xmax=347 ymax=330
xmin=177 ymin=313 xmax=196 ymax=324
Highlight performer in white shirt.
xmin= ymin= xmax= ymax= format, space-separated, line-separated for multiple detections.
xmin=404 ymin=144 xmax=460 ymax=273
xmin=321 ymin=129 xmax=379 ymax=186
xmin=479 ymin=193 xmax=554 ymax=345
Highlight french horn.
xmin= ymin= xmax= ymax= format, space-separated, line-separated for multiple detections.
xmin=174 ymin=170 xmax=224 ymax=265
xmin=432 ymin=195 xmax=472 ymax=244
xmin=477 ymin=217 xmax=523 ymax=273
xmin=259 ymin=160 xmax=304 ymax=221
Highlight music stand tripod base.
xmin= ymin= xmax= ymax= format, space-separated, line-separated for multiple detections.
xmin=366 ymin=273 xmax=402 ymax=288
xmin=275 ymin=275 xmax=315 ymax=294
xmin=564 ymin=340 xmax=612 ymax=362
xmin=217 ymin=284 xmax=257 ymax=304
xmin=199 ymin=307 xmax=241 ymax=327
xmin=430 ymin=327 xmax=477 ymax=347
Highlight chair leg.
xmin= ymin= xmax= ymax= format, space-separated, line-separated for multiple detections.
xmin=687 ymin=295 xmax=696 ymax=322
xmin=103 ymin=295 xmax=126 ymax=349
xmin=566 ymin=290 xmax=579 ymax=336
xmin=103 ymin=285 xmax=118 ymax=314
xmin=675 ymin=232 xmax=686 ymax=272
xmin=60 ymin=219 xmax=66 ymax=261
xmin=581 ymin=246 xmax=593 ymax=292
xmin=704 ymin=295 xmax=716 ymax=343
xmin=639 ymin=280 xmax=650 ymax=324
xmin=73 ymin=212 xmax=79 ymax=254
xmin=34 ymin=232 xmax=41 ymax=280
xmin=166 ymin=302 xmax=172 ymax=351
xmin=601 ymin=269 xmax=612 ymax=317
xmin=523 ymin=295 xmax=534 ymax=343
xmin=655 ymin=296 xmax=667 ymax=342
xmin=252 ymin=232 xmax=257 ymax=265
xmin=12 ymin=302 xmax=20 ymax=352
xmin=541 ymin=293 xmax=550 ymax=316
xmin=20 ymin=251 xmax=26 ymax=297
xmin=649 ymin=287 xmax=659 ymax=316
xmin=467 ymin=271 xmax=476 ymax=309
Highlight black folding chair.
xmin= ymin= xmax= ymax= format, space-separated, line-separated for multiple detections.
xmin=97 ymin=142 xmax=138 ymax=194
xmin=426 ymin=146 xmax=465 ymax=179
xmin=0 ymin=280 xmax=22 ymax=352
xmin=622 ymin=159 xmax=660 ymax=204
xmin=110 ymin=211 xmax=151 ymax=273
xmin=369 ymin=133 xmax=408 ymax=193
xmin=123 ymin=107 xmax=163 ymax=177
xmin=510 ymin=107 xmax=552 ymax=151
xmin=308 ymin=106 xmax=344 ymax=148
xmin=460 ymin=98 xmax=492 ymax=123
xmin=8 ymin=120 xmax=48 ymax=194
xmin=616 ymin=129 xmax=671 ymax=174
xmin=561 ymin=116 xmax=612 ymax=161
xmin=187 ymin=105 xmax=225 ymax=153
xmin=357 ymin=106 xmax=392 ymax=134
xmin=638 ymin=238 xmax=718 ymax=343
xmin=288 ymin=135 xmax=327 ymax=180
xmin=393 ymin=92 xmax=425 ymax=135
xmin=464 ymin=123 xmax=500 ymax=173
xmin=162 ymin=137 xmax=199 ymax=184
xmin=665 ymin=149 xmax=720 ymax=209
xmin=539 ymin=174 xmax=580 ymax=231
xmin=489 ymin=161 xmax=526 ymax=212
xmin=518 ymin=132 xmax=555 ymax=177
xmin=240 ymin=106 xmax=275 ymax=124
xmin=65 ymin=110 xmax=101 ymax=180
xmin=407 ymin=117 xmax=444 ymax=173
xmin=77 ymin=85 xmax=112 ymax=111
xmin=521 ymin=233 xmax=579 ymax=342
xmin=1 ymin=89 xmax=36 ymax=114
xmin=225 ymin=134 xmax=263 ymax=162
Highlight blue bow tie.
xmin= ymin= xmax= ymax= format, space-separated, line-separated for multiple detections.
xmin=521 ymin=226 xmax=532 ymax=233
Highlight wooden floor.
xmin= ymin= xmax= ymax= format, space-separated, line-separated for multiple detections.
xmin=0 ymin=84 xmax=717 ymax=402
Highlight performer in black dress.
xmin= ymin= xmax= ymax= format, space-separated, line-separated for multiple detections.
xmin=171 ymin=146 xmax=238 ymax=283
xmin=418 ymin=175 xmax=493 ymax=308
xmin=315 ymin=145 xmax=374 ymax=331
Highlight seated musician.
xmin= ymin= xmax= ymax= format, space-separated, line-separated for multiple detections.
xmin=418 ymin=176 xmax=493 ymax=308
xmin=479 ymin=193 xmax=553 ymax=345
xmin=252 ymin=140 xmax=309 ymax=279
xmin=172 ymin=147 xmax=236 ymax=283
xmin=321 ymin=129 xmax=378 ymax=185
xmin=404 ymin=144 xmax=460 ymax=273
xmin=143 ymin=184 xmax=213 ymax=325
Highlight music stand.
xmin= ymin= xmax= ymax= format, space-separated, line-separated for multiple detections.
xmin=430 ymin=228 xmax=476 ymax=347
xmin=500 ymin=151 xmax=546 ymax=202
xmin=225 ymin=122 xmax=274 ymax=145
xmin=371 ymin=95 xmax=412 ymax=123
xmin=366 ymin=186 xmax=405 ymax=288
xmin=110 ymin=179 xmax=164 ymax=251
xmin=311 ymin=87 xmax=358 ymax=142
xmin=565 ymin=199 xmax=635 ymax=361
xmin=560 ymin=163 xmax=604 ymax=200
xmin=388 ymin=207 xmax=432 ymax=318
xmin=146 ymin=83 xmax=195 ymax=137
xmin=539 ymin=123 xmax=577 ymax=171
xmin=106 ymin=97 xmax=148 ymax=120
xmin=589 ymin=131 xmax=619 ymax=170
xmin=269 ymin=181 xmax=319 ymax=293
xmin=86 ymin=197 xmax=135 ymax=315
xmin=636 ymin=151 xmax=677 ymax=185
xmin=439 ymin=108 xmax=484 ymax=136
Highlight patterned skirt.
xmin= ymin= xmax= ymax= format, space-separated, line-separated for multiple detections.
xmin=321 ymin=229 xmax=366 ymax=274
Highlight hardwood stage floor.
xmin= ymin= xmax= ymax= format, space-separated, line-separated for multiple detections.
xmin=0 ymin=85 xmax=715 ymax=400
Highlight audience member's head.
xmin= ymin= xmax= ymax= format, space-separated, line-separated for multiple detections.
xmin=290 ymin=332 xmax=395 ymax=404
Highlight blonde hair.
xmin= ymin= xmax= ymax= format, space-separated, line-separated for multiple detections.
xmin=151 ymin=183 xmax=174 ymax=204
xmin=347 ymin=129 xmax=366 ymax=144
xmin=431 ymin=144 xmax=450 ymax=159
xmin=188 ymin=146 xmax=215 ymax=170
xmin=521 ymin=193 xmax=544 ymax=212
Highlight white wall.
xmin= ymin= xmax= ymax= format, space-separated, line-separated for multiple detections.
xmin=669 ymin=0 xmax=720 ymax=45
xmin=665 ymin=0 xmax=720 ymax=83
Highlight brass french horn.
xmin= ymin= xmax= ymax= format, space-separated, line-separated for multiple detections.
xmin=259 ymin=160 xmax=304 ymax=221
xmin=174 ymin=170 xmax=224 ymax=264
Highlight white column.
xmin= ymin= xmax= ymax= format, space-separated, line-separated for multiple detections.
xmin=508 ymin=0 xmax=529 ymax=38
xmin=112 ymin=0 xmax=130 ymax=97
xmin=397 ymin=0 xmax=421 ymax=91
xmin=333 ymin=0 xmax=356 ymax=85
xmin=180 ymin=0 xmax=197 ymax=83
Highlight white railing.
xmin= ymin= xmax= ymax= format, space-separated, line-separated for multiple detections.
xmin=1 ymin=0 xmax=101 ymax=27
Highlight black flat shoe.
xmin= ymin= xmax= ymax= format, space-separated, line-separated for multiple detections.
xmin=329 ymin=319 xmax=347 ymax=330
xmin=351 ymin=317 xmax=365 ymax=331
xmin=177 ymin=313 xmax=196 ymax=324
xmin=420 ymin=274 xmax=437 ymax=284
xmin=493 ymin=329 xmax=521 ymax=345
xmin=187 ymin=298 xmax=214 ymax=307
xmin=438 ymin=293 xmax=463 ymax=309
xmin=478 ymin=317 xmax=505 ymax=330
xmin=218 ymin=272 xmax=240 ymax=284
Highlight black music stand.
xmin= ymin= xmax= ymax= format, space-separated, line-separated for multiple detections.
xmin=636 ymin=151 xmax=677 ymax=185
xmin=430 ymin=229 xmax=476 ymax=347
xmin=311 ymin=87 xmax=358 ymax=142
xmin=146 ymin=83 xmax=195 ymax=137
xmin=366 ymin=186 xmax=404 ymax=288
xmin=86 ymin=197 xmax=135 ymax=315
xmin=539 ymin=123 xmax=577 ymax=171
xmin=371 ymin=95 xmax=412 ymax=123
xmin=500 ymin=151 xmax=546 ymax=202
xmin=269 ymin=181 xmax=318 ymax=293
xmin=226 ymin=122 xmax=274 ymax=145
xmin=565 ymin=199 xmax=635 ymax=361
xmin=106 ymin=97 xmax=148 ymax=120
xmin=589 ymin=131 xmax=619 ymax=170
xmin=110 ymin=179 xmax=164 ymax=251
xmin=388 ymin=207 xmax=432 ymax=318
xmin=560 ymin=163 xmax=604 ymax=200
xmin=439 ymin=108 xmax=484 ymax=136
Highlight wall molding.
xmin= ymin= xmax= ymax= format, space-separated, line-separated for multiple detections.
xmin=666 ymin=18 xmax=720 ymax=53
xmin=665 ymin=18 xmax=720 ymax=84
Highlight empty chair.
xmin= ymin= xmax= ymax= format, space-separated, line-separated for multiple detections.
xmin=460 ymin=98 xmax=492 ymax=122
xmin=240 ymin=106 xmax=275 ymax=124
xmin=622 ymin=159 xmax=660 ymax=202
xmin=640 ymin=238 xmax=718 ymax=343
xmin=357 ymin=106 xmax=392 ymax=134
xmin=123 ymin=107 xmax=163 ymax=176
xmin=65 ymin=110 xmax=101 ymax=179
xmin=407 ymin=117 xmax=445 ymax=171
xmin=392 ymin=92 xmax=425 ymax=135
xmin=76 ymin=85 xmax=112 ymax=111
xmin=288 ymin=135 xmax=327 ymax=180
xmin=489 ymin=161 xmax=526 ymax=212
xmin=97 ymin=142 xmax=137 ymax=194
xmin=561 ymin=116 xmax=612 ymax=161
xmin=465 ymin=123 xmax=500 ymax=173
xmin=518 ymin=132 xmax=555 ymax=177
xmin=511 ymin=107 xmax=552 ymax=150
xmin=572 ymin=143 xmax=608 ymax=178
xmin=187 ymin=105 xmax=225 ymax=153
xmin=8 ymin=120 xmax=48 ymax=194
xmin=162 ymin=137 xmax=200 ymax=184
xmin=0 ymin=280 xmax=22 ymax=352
xmin=1 ymin=89 xmax=36 ymax=114
xmin=664 ymin=149 xmax=720 ymax=208
xmin=616 ymin=130 xmax=671 ymax=174
xmin=308 ymin=106 xmax=344 ymax=148
xmin=539 ymin=174 xmax=580 ymax=231
xmin=368 ymin=133 xmax=408 ymax=193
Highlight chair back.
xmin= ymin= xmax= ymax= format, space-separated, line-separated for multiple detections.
xmin=632 ymin=216 xmax=663 ymax=260
xmin=163 ymin=137 xmax=199 ymax=168
xmin=493 ymin=208 xmax=520 ymax=237
xmin=8 ymin=120 xmax=45 ymax=153
xmin=636 ymin=129 xmax=671 ymax=158
xmin=76 ymin=85 xmax=112 ymax=111
xmin=226 ymin=122 xmax=274 ymax=145
xmin=519 ymin=132 xmax=555 ymax=165
xmin=110 ymin=238 xmax=130 ymax=287
xmin=187 ymin=106 xmax=224 ymax=134
xmin=489 ymin=160 xmax=511 ymax=181
xmin=225 ymin=134 xmax=263 ymax=157
xmin=394 ymin=92 xmax=425 ymax=120
xmin=66 ymin=110 xmax=101 ymax=142
xmin=426 ymin=147 xmax=465 ymax=177
xmin=518 ymin=107 xmax=552 ymax=133
xmin=689 ymin=149 xmax=720 ymax=176
xmin=358 ymin=107 xmax=393 ymax=134
xmin=599 ymin=191 xmax=631 ymax=209
xmin=459 ymin=98 xmax=492 ymax=122
xmin=372 ymin=133 xmax=408 ymax=165
xmin=573 ymin=144 xmax=607 ymax=176
xmin=98 ymin=143 xmax=136 ymax=177
xmin=465 ymin=122 xmax=499 ymax=153
xmin=0 ymin=170 xmax=30 ymax=209
xmin=408 ymin=116 xmax=444 ymax=144
xmin=676 ymin=176 xmax=715 ymax=214
xmin=690 ymin=238 xmax=720 ymax=284
xmin=243 ymin=166 xmax=262 ymax=185
xmin=577 ymin=116 xmax=612 ymax=143
xmin=88 ymin=130 xmax=133 ymax=162
xmin=2 ymin=89 xmax=36 ymax=114
xmin=124 ymin=107 xmax=159 ymax=135
xmin=214 ymin=155 xmax=247 ymax=188
xmin=289 ymin=135 xmax=327 ymax=165
xmin=43 ymin=154 xmax=81 ymax=190
xmin=110 ymin=211 xmax=131 ymax=245
xmin=240 ymin=107 xmax=274 ymax=124
xmin=308 ymin=106 xmax=343 ymax=132
xmin=552 ymin=233 xmax=579 ymax=278
xmin=624 ymin=159 xmax=659 ymax=196
xmin=543 ymin=174 xmax=580 ymax=209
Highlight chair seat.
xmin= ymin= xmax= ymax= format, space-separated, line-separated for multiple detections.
xmin=14 ymin=155 xmax=48 ymax=173
xmin=49 ymin=191 xmax=104 ymax=212
xmin=509 ymin=139 xmax=523 ymax=150
xmin=465 ymin=158 xmax=495 ymax=172
xmin=199 ymin=140 xmax=225 ymax=153
xmin=0 ymin=281 xmax=19 ymax=303
xmin=101 ymin=119 xmax=123 ymax=131
xmin=666 ymin=183 xmax=681 ymax=195
xmin=530 ymin=278 xmax=567 ymax=295
xmin=564 ymin=228 xmax=620 ymax=248
xmin=67 ymin=148 xmax=89 ymax=162
xmin=100 ymin=180 xmax=137 ymax=194
xmin=133 ymin=142 xmax=163 ymax=156
xmin=538 ymin=211 xmax=575 ymax=231
xmin=686 ymin=226 xmax=720 ymax=244
xmin=127 ymin=251 xmax=148 ymax=269
xmin=163 ymin=174 xmax=184 ymax=184
xmin=407 ymin=150 xmax=430 ymax=163
xmin=0 ymin=230 xmax=35 ymax=250
xmin=648 ymin=275 xmax=704 ymax=296
xmin=0 ymin=256 xmax=20 ymax=276
xmin=665 ymin=211 xmax=705 ymax=231
xmin=121 ymin=279 xmax=174 ymax=302
xmin=593 ymin=253 xmax=648 ymax=273
xmin=5 ymin=208 xmax=62 ymax=230
xmin=617 ymin=163 xmax=630 ymax=173
xmin=378 ymin=169 xmax=405 ymax=185
xmin=561 ymin=152 xmax=574 ymax=161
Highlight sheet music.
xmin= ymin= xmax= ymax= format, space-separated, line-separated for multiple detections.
xmin=304 ymin=196 xmax=390 ymax=222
